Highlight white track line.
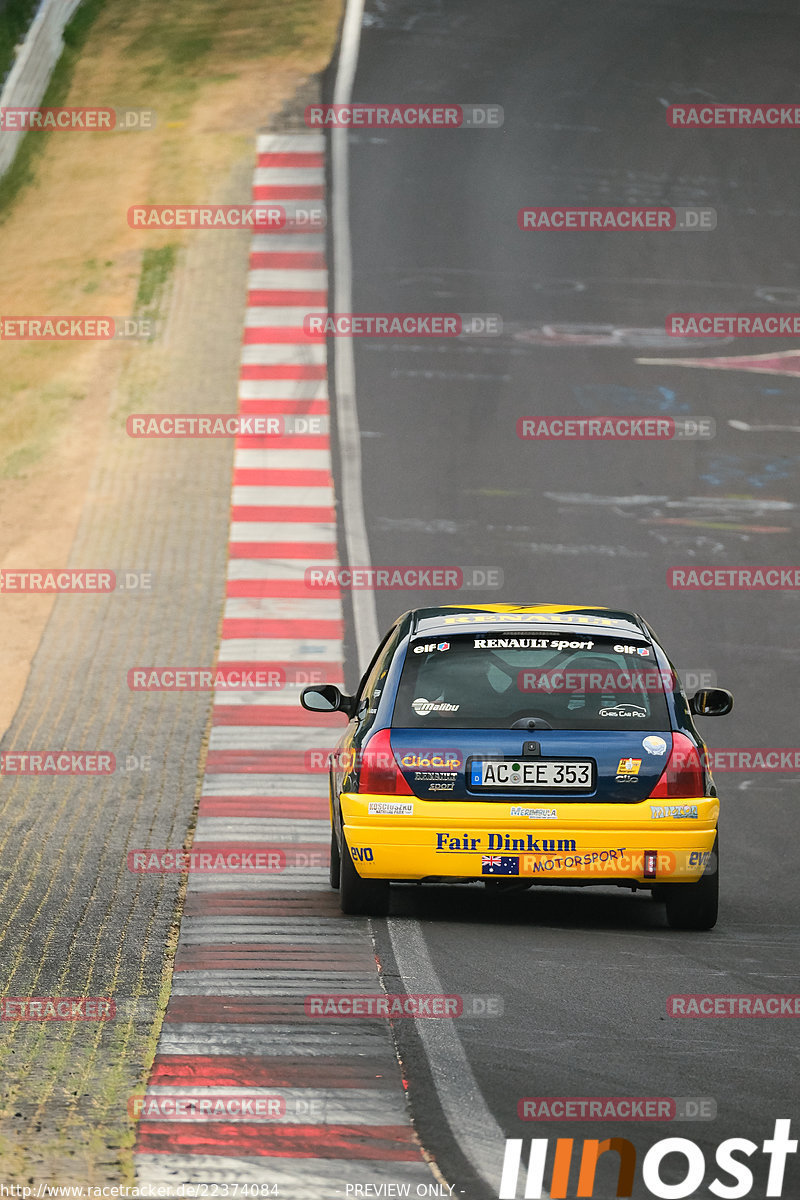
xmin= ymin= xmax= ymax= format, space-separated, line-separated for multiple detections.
xmin=331 ymin=1 xmax=536 ymax=1195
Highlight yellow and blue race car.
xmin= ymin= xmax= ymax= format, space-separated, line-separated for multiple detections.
xmin=300 ymin=604 xmax=733 ymax=929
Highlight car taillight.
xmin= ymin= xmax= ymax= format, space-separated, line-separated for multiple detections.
xmin=649 ymin=733 xmax=705 ymax=799
xmin=356 ymin=729 xmax=413 ymax=796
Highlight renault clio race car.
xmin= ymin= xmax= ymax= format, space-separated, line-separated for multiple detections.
xmin=300 ymin=605 xmax=733 ymax=929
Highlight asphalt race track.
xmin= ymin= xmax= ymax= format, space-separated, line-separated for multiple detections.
xmin=326 ymin=1 xmax=800 ymax=1197
xmin=2 ymin=0 xmax=799 ymax=1195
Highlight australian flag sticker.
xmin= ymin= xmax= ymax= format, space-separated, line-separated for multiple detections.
xmin=481 ymin=855 xmax=519 ymax=876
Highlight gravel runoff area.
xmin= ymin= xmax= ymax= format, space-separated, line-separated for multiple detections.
xmin=0 ymin=157 xmax=253 ymax=1183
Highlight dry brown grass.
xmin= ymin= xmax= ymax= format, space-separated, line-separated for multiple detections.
xmin=0 ymin=0 xmax=341 ymax=731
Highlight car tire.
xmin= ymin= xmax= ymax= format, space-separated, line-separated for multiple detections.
xmin=664 ymin=836 xmax=719 ymax=931
xmin=329 ymin=821 xmax=341 ymax=890
xmin=340 ymin=835 xmax=390 ymax=916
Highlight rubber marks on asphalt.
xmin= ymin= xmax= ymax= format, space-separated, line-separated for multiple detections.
xmin=134 ymin=134 xmax=435 ymax=1197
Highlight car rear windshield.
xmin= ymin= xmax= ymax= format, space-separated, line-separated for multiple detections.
xmin=392 ymin=632 xmax=672 ymax=730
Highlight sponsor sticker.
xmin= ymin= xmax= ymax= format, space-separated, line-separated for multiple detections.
xmin=599 ymin=704 xmax=648 ymax=718
xmin=482 ymin=855 xmax=519 ymax=875
xmin=651 ymin=804 xmax=699 ymax=819
xmin=442 ymin=613 xmax=622 ymax=627
xmin=367 ymin=802 xmax=414 ymax=816
xmin=411 ymin=698 xmax=460 ymax=715
xmin=643 ymin=735 xmax=668 ymax=755
xmin=474 ymin=636 xmax=594 ymax=650
xmin=400 ymin=753 xmax=461 ymax=769
xmin=509 ymin=806 xmax=557 ymax=819
xmin=616 ymin=757 xmax=642 ymax=776
xmin=437 ymin=833 xmax=577 ymax=853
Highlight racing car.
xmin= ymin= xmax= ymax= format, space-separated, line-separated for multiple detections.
xmin=300 ymin=604 xmax=733 ymax=929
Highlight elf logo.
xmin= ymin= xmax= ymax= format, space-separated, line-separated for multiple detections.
xmin=498 ymin=1120 xmax=797 ymax=1197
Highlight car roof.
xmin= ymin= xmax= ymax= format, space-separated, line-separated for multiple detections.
xmin=404 ymin=604 xmax=651 ymax=641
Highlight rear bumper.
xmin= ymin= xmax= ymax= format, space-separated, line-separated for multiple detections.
xmin=339 ymin=793 xmax=718 ymax=884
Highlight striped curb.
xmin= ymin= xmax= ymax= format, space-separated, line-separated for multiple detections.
xmin=134 ymin=134 xmax=438 ymax=1198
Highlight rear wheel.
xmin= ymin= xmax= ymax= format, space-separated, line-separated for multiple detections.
xmin=664 ymin=836 xmax=719 ymax=930
xmin=340 ymin=835 xmax=390 ymax=916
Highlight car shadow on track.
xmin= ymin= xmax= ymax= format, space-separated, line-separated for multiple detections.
xmin=387 ymin=881 xmax=675 ymax=932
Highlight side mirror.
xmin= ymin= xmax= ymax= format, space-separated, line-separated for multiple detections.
xmin=300 ymin=684 xmax=357 ymax=718
xmin=689 ymin=688 xmax=734 ymax=717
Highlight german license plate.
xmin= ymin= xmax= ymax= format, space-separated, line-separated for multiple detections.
xmin=469 ymin=759 xmax=592 ymax=790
